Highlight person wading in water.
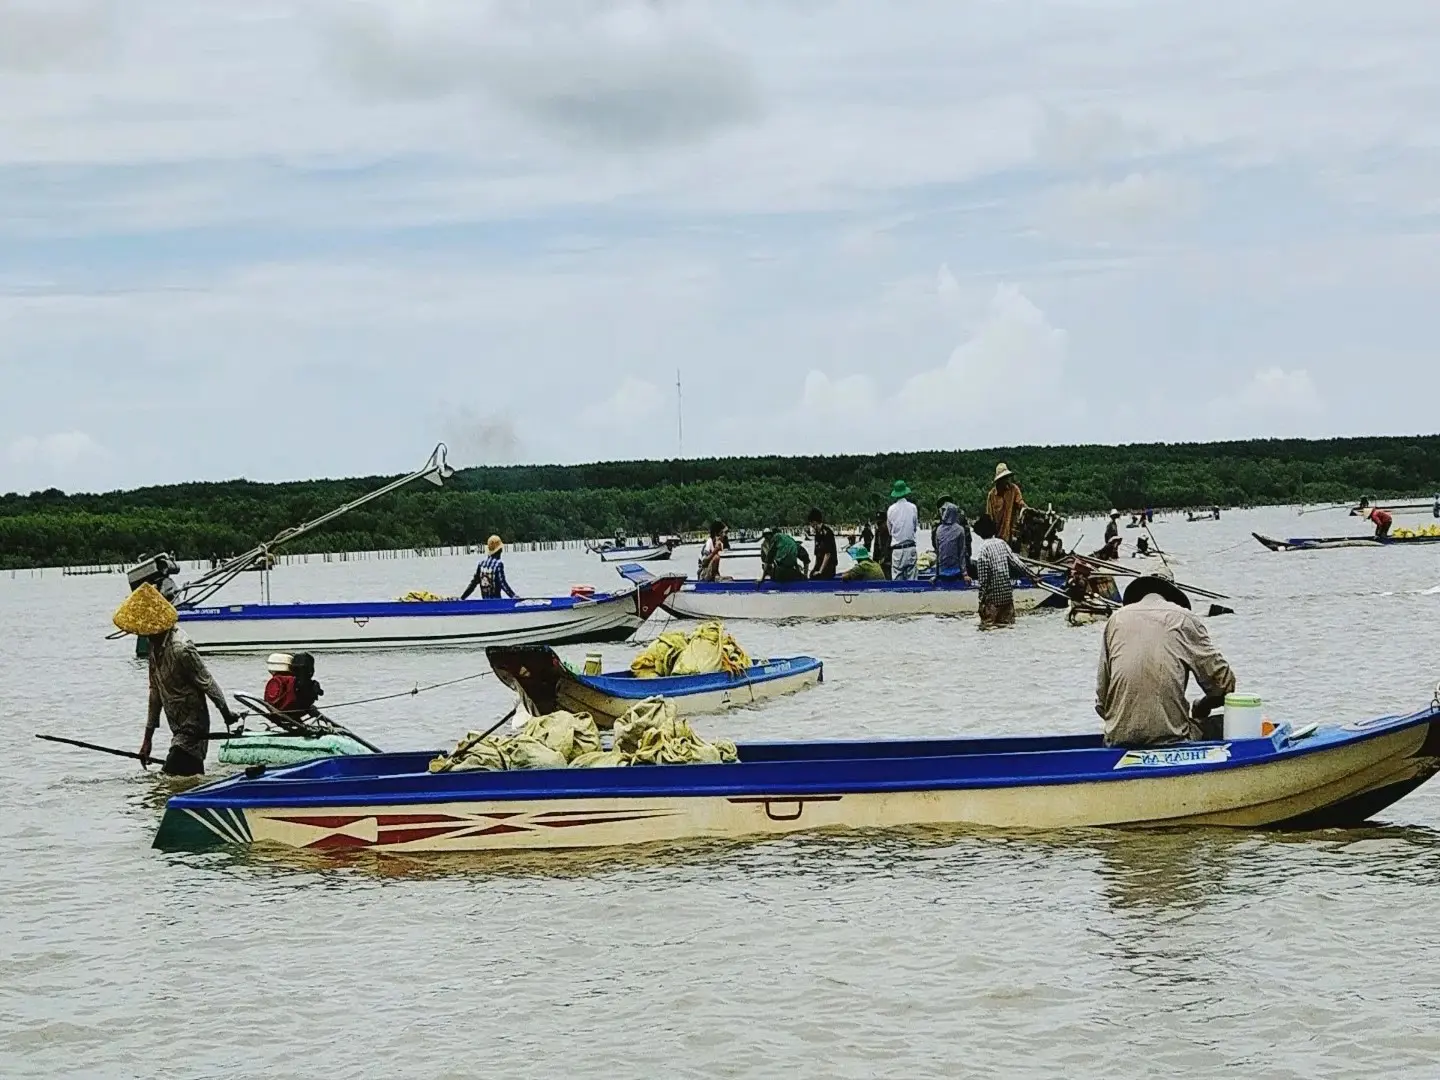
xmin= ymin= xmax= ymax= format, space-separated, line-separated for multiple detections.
xmin=113 ymin=583 xmax=239 ymax=775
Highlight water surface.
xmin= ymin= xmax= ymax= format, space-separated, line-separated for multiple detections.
xmin=4 ymin=508 xmax=1439 ymax=1078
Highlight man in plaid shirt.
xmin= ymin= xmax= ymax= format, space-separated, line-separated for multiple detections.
xmin=972 ymin=513 xmax=1029 ymax=628
xmin=461 ymin=535 xmax=518 ymax=600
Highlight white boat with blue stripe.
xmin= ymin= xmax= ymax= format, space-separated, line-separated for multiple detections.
xmin=487 ymin=645 xmax=822 ymax=725
xmin=176 ymin=577 xmax=683 ymax=655
xmin=616 ymin=564 xmax=1066 ymax=621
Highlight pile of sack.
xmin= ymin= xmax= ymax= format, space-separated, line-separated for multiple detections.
xmin=1393 ymin=525 xmax=1440 ymax=539
xmin=398 ymin=590 xmax=450 ymax=602
xmin=427 ymin=697 xmax=737 ymax=772
xmin=629 ymin=622 xmax=751 ymax=678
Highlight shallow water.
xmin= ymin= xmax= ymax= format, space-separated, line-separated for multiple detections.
xmin=4 ymin=508 xmax=1440 ymax=1078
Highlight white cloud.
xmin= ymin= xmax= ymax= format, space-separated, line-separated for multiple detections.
xmin=769 ymin=282 xmax=1081 ymax=453
xmin=581 ymin=376 xmax=667 ymax=426
xmin=0 ymin=0 xmax=113 ymax=73
xmin=7 ymin=430 xmax=105 ymax=465
xmin=1054 ymin=172 xmax=1200 ymax=227
xmin=324 ymin=2 xmax=762 ymax=150
xmin=1230 ymin=367 xmax=1324 ymax=417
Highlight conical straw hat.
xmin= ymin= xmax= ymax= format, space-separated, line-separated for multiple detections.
xmin=113 ymin=582 xmax=179 ymax=636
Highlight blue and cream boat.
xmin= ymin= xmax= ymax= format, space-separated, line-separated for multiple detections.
xmin=174 ymin=577 xmax=684 ymax=655
xmin=617 ymin=564 xmax=1067 ymax=622
xmin=154 ymin=698 xmax=1440 ymax=852
xmin=486 ymin=645 xmax=823 ymax=726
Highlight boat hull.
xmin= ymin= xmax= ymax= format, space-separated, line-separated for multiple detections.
xmin=657 ymin=578 xmax=1063 ymax=621
xmin=486 ymin=645 xmax=823 ymax=724
xmin=156 ymin=706 xmax=1440 ymax=853
xmin=1253 ymin=531 xmax=1440 ymax=552
xmin=594 ymin=545 xmax=672 ymax=563
xmin=175 ymin=578 xmax=683 ymax=654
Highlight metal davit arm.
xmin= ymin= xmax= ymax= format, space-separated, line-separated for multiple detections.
xmin=175 ymin=443 xmax=455 ymax=609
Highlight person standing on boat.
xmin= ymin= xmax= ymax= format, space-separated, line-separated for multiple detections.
xmin=860 ymin=519 xmax=874 ymax=552
xmin=887 ymin=481 xmax=920 ymax=581
xmin=1356 ymin=505 xmax=1393 ymax=539
xmin=461 ymin=535 xmax=518 ymax=600
xmin=808 ymin=508 xmax=838 ymax=580
xmin=871 ymin=510 xmax=892 ymax=579
xmin=698 ymin=520 xmax=728 ymax=582
xmin=1095 ymin=566 xmax=1235 ymax=748
xmin=932 ymin=499 xmax=971 ymax=584
xmin=972 ymin=514 xmax=1029 ymax=628
xmin=984 ymin=463 xmax=1026 ymax=548
xmin=759 ymin=527 xmax=809 ymax=584
xmin=112 ymin=583 xmax=239 ymax=775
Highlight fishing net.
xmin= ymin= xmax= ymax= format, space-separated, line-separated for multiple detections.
xmin=671 ymin=622 xmax=751 ymax=676
xmin=630 ymin=631 xmax=689 ymax=677
xmin=611 ymin=697 xmax=738 ymax=766
xmin=429 ymin=699 xmax=736 ymax=771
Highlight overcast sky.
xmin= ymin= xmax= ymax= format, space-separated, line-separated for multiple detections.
xmin=3 ymin=0 xmax=1439 ymax=494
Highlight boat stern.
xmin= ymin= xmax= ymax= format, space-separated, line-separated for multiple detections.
xmin=154 ymin=801 xmax=253 ymax=851
xmin=635 ymin=573 xmax=686 ymax=619
xmin=486 ymin=645 xmax=564 ymax=715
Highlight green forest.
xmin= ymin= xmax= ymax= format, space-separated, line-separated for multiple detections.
xmin=3 ymin=435 xmax=1439 ymax=569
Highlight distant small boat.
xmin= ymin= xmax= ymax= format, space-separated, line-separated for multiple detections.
xmin=588 ymin=541 xmax=676 ymax=563
xmin=486 ymin=645 xmax=823 ymax=726
xmin=154 ymin=700 xmax=1440 ymax=853
xmin=616 ymin=564 xmax=1066 ymax=622
xmin=175 ymin=577 xmax=684 ymax=654
xmin=1253 ymin=532 xmax=1440 ymax=552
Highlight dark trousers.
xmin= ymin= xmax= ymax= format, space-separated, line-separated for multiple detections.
xmin=163 ymin=745 xmax=205 ymax=776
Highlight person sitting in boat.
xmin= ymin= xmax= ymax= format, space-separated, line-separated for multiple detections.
xmin=698 ymin=520 xmax=728 ymax=582
xmin=808 ymin=507 xmax=838 ymax=580
xmin=932 ymin=499 xmax=971 ymax=584
xmin=984 ymin=463 xmax=1026 ymax=548
xmin=759 ymin=527 xmax=809 ymax=584
xmin=841 ymin=545 xmax=887 ymax=580
xmin=871 ymin=510 xmax=892 ymax=579
xmin=1356 ymin=505 xmax=1393 ymax=539
xmin=1095 ymin=566 xmax=1235 ymax=748
xmin=972 ymin=513 xmax=1029 ymax=629
xmin=461 ymin=535 xmax=518 ymax=600
xmin=112 ymin=583 xmax=240 ymax=776
xmin=1135 ymin=534 xmax=1151 ymax=557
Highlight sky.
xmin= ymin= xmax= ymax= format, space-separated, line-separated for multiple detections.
xmin=2 ymin=0 xmax=1439 ymax=495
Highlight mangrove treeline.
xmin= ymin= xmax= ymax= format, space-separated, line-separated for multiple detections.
xmin=3 ymin=435 xmax=1439 ymax=569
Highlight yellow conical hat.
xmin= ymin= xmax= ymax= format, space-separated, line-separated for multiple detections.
xmin=113 ymin=582 xmax=178 ymax=636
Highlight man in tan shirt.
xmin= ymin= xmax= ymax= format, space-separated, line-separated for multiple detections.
xmin=1095 ymin=567 xmax=1235 ymax=747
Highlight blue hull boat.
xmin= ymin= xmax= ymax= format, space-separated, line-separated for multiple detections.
xmin=486 ymin=645 xmax=823 ymax=725
xmin=155 ymin=701 xmax=1440 ymax=853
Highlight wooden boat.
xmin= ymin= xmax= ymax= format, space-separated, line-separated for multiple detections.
xmin=486 ymin=645 xmax=823 ymax=726
xmin=616 ymin=564 xmax=1066 ymax=622
xmin=589 ymin=541 xmax=675 ymax=563
xmin=154 ymin=699 xmax=1440 ymax=852
xmin=1253 ymin=531 xmax=1440 ymax=552
xmin=175 ymin=577 xmax=683 ymax=654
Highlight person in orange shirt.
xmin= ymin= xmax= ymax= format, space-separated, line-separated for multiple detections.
xmin=1357 ymin=506 xmax=1393 ymax=539
xmin=984 ymin=462 xmax=1026 ymax=547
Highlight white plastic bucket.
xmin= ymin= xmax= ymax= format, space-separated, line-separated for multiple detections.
xmin=1223 ymin=694 xmax=1265 ymax=739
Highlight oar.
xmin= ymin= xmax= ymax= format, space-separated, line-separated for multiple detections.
xmin=36 ymin=733 xmax=163 ymax=768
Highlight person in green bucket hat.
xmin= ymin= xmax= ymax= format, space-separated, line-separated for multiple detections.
xmin=886 ymin=479 xmax=919 ymax=580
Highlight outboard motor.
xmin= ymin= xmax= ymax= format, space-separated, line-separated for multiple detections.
xmin=126 ymin=552 xmax=182 ymax=603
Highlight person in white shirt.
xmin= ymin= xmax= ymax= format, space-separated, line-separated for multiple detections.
xmin=886 ymin=480 xmax=920 ymax=581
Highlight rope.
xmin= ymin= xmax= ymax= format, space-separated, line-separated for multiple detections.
xmin=323 ymin=669 xmax=494 ymax=712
